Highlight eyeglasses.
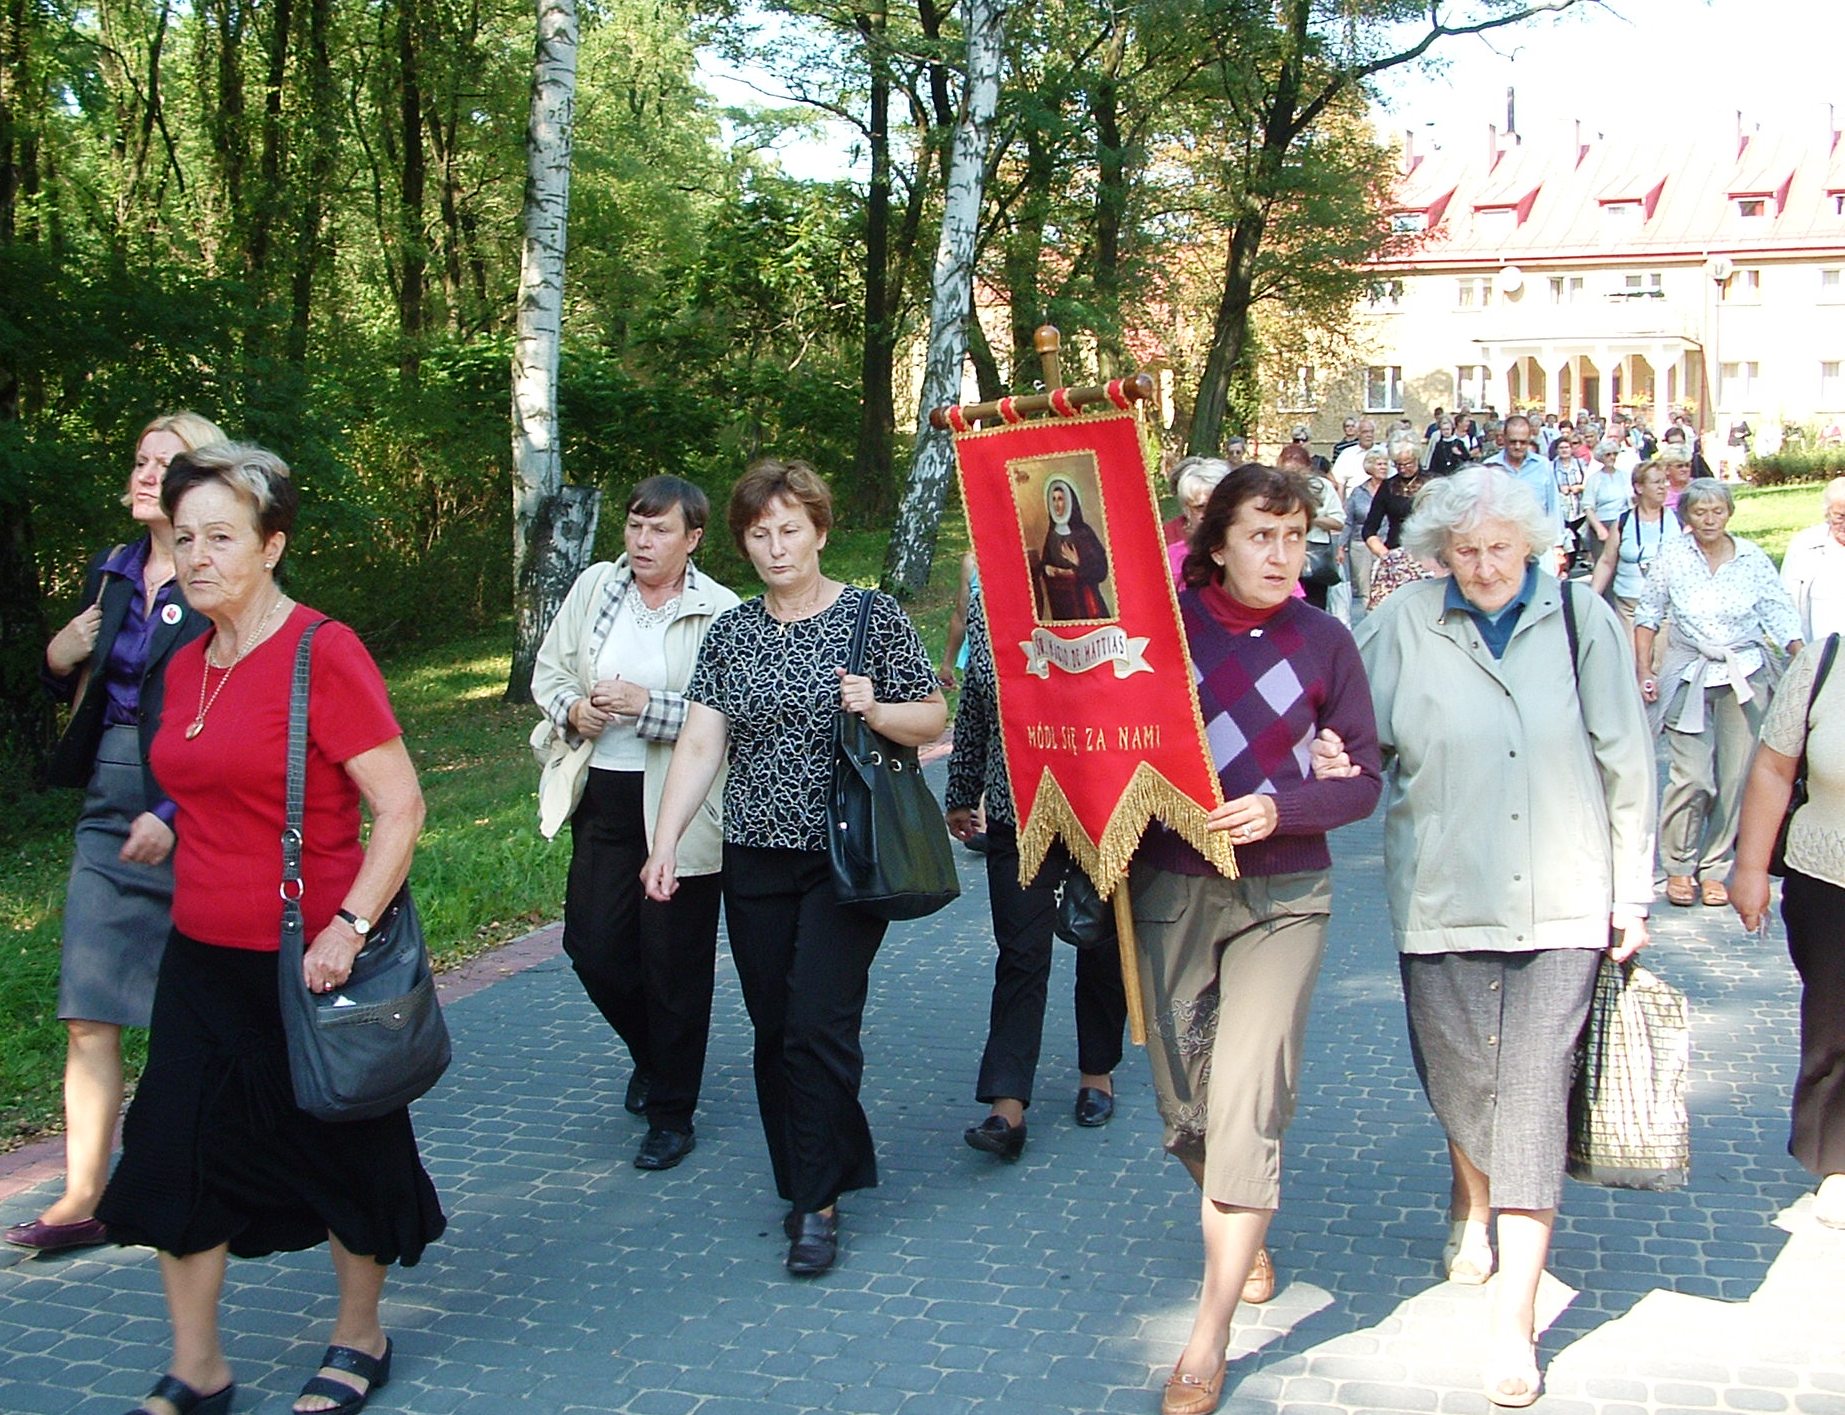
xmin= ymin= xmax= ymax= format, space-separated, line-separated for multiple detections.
xmin=1504 ymin=438 xmax=1533 ymax=447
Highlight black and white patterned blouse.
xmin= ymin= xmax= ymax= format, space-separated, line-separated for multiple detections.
xmin=686 ymin=586 xmax=937 ymax=851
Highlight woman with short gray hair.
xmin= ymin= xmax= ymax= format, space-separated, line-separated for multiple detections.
xmin=1636 ymin=476 xmax=1803 ymax=907
xmin=1356 ymin=466 xmax=1655 ymax=1408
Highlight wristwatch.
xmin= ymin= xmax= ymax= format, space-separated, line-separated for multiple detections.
xmin=336 ymin=907 xmax=373 ymax=937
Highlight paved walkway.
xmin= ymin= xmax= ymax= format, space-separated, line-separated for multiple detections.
xmin=3 ymin=768 xmax=1843 ymax=1414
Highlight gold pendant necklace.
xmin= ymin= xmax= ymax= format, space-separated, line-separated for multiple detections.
xmin=187 ymin=595 xmax=286 ymax=739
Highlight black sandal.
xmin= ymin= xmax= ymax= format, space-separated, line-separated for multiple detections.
xmin=125 ymin=1374 xmax=234 ymax=1415
xmin=293 ymin=1339 xmax=391 ymax=1415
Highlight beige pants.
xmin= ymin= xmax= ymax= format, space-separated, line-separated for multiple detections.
xmin=1131 ymin=866 xmax=1332 ymax=1208
xmin=1660 ymin=675 xmax=1770 ymax=877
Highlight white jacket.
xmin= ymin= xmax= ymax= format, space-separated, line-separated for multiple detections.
xmin=530 ymin=556 xmax=739 ymax=872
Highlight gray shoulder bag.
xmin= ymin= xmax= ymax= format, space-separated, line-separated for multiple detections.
xmin=278 ymin=620 xmax=451 ymax=1122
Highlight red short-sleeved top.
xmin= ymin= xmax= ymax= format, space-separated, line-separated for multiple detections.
xmin=151 ymin=606 xmax=402 ymax=951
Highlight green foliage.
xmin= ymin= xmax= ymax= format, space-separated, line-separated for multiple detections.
xmin=1745 ymin=427 xmax=1845 ymax=487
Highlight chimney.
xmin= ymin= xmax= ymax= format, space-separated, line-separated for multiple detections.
xmin=1505 ymin=86 xmax=1517 ymax=141
xmin=1574 ymin=118 xmax=1589 ymax=167
xmin=1737 ymin=109 xmax=1749 ymax=157
xmin=1488 ymin=122 xmax=1498 ymax=169
xmin=1401 ymin=129 xmax=1417 ymax=176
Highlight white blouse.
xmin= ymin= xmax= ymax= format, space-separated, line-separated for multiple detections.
xmin=1636 ymin=533 xmax=1801 ymax=686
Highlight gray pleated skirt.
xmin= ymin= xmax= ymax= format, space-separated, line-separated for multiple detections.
xmin=1399 ymin=946 xmax=1601 ymax=1210
xmin=59 ymin=725 xmax=172 ymax=1027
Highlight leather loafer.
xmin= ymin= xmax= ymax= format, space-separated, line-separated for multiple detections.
xmin=1241 ymin=1245 xmax=1276 ymax=1304
xmin=786 ymin=1210 xmax=838 ymax=1276
xmin=964 ymin=1113 xmax=1027 ymax=1161
xmin=633 ymin=1127 xmax=695 ymax=1171
xmin=3 ymin=1216 xmax=108 ymax=1252
xmin=1074 ymin=1087 xmax=1115 ymax=1128
xmin=623 ymin=1069 xmax=652 ymax=1117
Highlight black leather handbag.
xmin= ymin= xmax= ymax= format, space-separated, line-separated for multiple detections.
xmin=825 ymin=592 xmax=960 ymax=921
xmin=278 ymin=621 xmax=452 ymax=1122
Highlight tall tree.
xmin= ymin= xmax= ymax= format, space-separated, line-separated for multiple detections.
xmin=507 ymin=0 xmax=599 ymax=702
xmin=1185 ymin=0 xmax=1597 ymax=454
xmin=883 ymin=0 xmax=1007 ymax=596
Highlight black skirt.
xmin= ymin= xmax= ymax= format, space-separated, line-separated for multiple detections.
xmin=97 ymin=931 xmax=446 ymax=1265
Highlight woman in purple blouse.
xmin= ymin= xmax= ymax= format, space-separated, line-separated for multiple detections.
xmin=6 ymin=412 xmax=224 ymax=1256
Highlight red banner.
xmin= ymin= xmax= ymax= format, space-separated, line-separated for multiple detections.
xmin=953 ymin=408 xmax=1234 ymax=890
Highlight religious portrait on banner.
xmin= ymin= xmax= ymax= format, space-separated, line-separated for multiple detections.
xmin=1014 ymin=458 xmax=1116 ymax=624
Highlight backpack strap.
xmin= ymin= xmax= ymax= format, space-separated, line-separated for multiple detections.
xmin=1560 ymin=579 xmax=1582 ymax=693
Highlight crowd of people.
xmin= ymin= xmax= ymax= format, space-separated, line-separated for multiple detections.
xmin=11 ymin=408 xmax=1845 ymax=1415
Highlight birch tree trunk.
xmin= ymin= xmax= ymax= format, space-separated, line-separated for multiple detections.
xmin=882 ymin=0 xmax=1006 ymax=597
xmin=506 ymin=0 xmax=599 ymax=702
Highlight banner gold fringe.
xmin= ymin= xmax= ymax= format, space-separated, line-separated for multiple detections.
xmin=1016 ymin=761 xmax=1238 ymax=896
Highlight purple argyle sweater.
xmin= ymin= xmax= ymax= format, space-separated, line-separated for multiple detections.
xmin=1139 ymin=591 xmax=1382 ymax=877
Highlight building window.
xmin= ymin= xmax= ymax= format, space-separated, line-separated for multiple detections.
xmin=1366 ymin=366 xmax=1405 ymax=413
xmin=1822 ymin=268 xmax=1843 ymax=301
xmin=1391 ymin=211 xmax=1427 ymax=234
xmin=1620 ymin=271 xmax=1664 ymax=297
xmin=1475 ymin=208 xmax=1516 ymax=237
xmin=1720 ymin=360 xmax=1760 ymax=406
xmin=1723 ymin=268 xmax=1762 ymax=303
xmin=1603 ymin=200 xmax=1642 ymax=222
xmin=1548 ymin=275 xmax=1584 ymax=304
xmin=1456 ymin=277 xmax=1493 ymax=309
xmin=1456 ymin=365 xmax=1489 ymax=408
xmin=1736 ymin=197 xmax=1766 ymax=218
xmin=1823 ymin=361 xmax=1843 ymax=405
xmin=1279 ymin=365 xmax=1317 ymax=412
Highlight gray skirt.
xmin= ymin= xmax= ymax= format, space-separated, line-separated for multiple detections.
xmin=1399 ymin=947 xmax=1601 ymax=1210
xmin=59 ymin=726 xmax=173 ymax=1026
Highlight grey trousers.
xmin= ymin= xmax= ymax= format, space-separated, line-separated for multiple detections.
xmin=1659 ymin=674 xmax=1769 ymax=876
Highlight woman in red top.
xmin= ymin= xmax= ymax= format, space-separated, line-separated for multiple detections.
xmin=97 ymin=444 xmax=443 ymax=1415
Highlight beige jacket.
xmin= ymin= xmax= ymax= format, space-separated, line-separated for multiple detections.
xmin=1354 ymin=574 xmax=1656 ymax=954
xmin=529 ymin=557 xmax=739 ymax=873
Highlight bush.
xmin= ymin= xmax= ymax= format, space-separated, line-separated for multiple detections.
xmin=1745 ymin=448 xmax=1845 ymax=486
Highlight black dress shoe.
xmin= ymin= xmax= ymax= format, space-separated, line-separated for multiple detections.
xmin=785 ymin=1210 xmax=838 ymax=1276
xmin=1074 ymin=1087 xmax=1115 ymax=1128
xmin=963 ymin=1113 xmax=1027 ymax=1160
xmin=634 ymin=1127 xmax=696 ymax=1170
xmin=4 ymin=1216 xmax=109 ymax=1252
xmin=623 ymin=1069 xmax=651 ymax=1117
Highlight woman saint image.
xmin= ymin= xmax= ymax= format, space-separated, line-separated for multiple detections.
xmin=1038 ymin=476 xmax=1112 ymax=621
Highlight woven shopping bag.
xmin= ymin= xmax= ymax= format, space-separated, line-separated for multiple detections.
xmin=1566 ymin=956 xmax=1690 ymax=1191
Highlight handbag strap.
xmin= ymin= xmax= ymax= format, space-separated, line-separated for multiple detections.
xmin=282 ymin=620 xmax=330 ymax=932
xmin=1795 ymin=633 xmax=1840 ymax=785
xmin=845 ymin=588 xmax=875 ymax=677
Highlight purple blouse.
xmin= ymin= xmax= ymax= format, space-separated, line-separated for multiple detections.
xmin=98 ymin=539 xmax=183 ymax=730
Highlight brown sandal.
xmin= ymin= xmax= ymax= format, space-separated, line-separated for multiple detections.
xmin=1701 ymin=879 xmax=1729 ymax=907
xmin=1665 ymin=875 xmax=1698 ymax=906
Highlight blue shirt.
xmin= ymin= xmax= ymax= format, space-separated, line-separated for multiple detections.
xmin=1486 ymin=450 xmax=1563 ymax=546
xmin=1446 ymin=562 xmax=1541 ymax=660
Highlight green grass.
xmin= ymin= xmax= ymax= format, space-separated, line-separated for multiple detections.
xmin=1731 ymin=481 xmax=1825 ymax=566
xmin=0 ymin=518 xmax=970 ymax=1149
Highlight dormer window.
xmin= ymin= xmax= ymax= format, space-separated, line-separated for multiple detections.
xmin=1476 ymin=207 xmax=1517 ymax=236
xmin=1737 ymin=197 xmax=1767 ymax=218
xmin=1391 ymin=210 xmax=1428 ymax=233
xmin=1603 ymin=200 xmax=1642 ymax=221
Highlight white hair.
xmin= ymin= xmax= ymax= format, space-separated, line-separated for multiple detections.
xmin=1172 ymin=455 xmax=1232 ymax=503
xmin=1402 ymin=465 xmax=1554 ymax=566
xmin=1678 ymin=477 xmax=1733 ymax=516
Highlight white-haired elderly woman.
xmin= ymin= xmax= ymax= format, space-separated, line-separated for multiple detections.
xmin=1167 ymin=456 xmax=1232 ymax=581
xmin=1636 ymin=477 xmax=1803 ymax=908
xmin=1354 ymin=466 xmax=1655 ymax=1409
xmin=1360 ymin=433 xmax=1429 ymax=564
xmin=1580 ymin=438 xmax=1631 ymax=565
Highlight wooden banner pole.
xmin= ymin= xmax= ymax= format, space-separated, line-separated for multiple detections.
xmin=1111 ymin=885 xmax=1147 ymax=1047
xmin=928 ymin=372 xmax=1155 ymax=431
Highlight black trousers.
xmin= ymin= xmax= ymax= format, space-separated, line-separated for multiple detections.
xmin=722 ymin=844 xmax=886 ymax=1213
xmin=1782 ymin=869 xmax=1845 ymax=1176
xmin=564 ymin=769 xmax=721 ymax=1131
xmin=976 ymin=826 xmax=1127 ymax=1107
